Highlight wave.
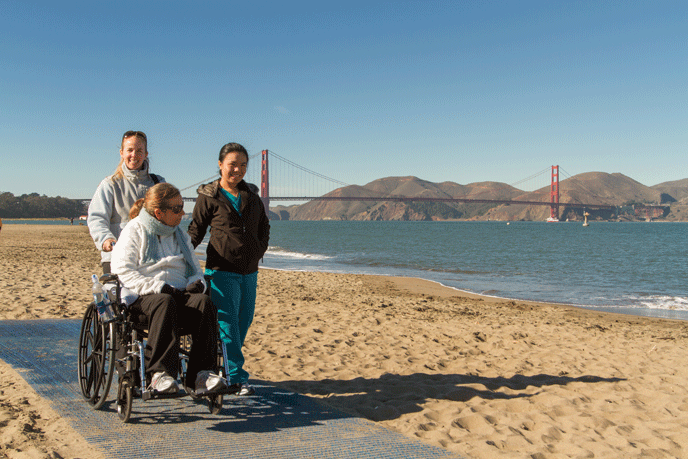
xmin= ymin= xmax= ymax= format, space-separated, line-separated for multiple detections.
xmin=195 ymin=243 xmax=334 ymax=263
xmin=265 ymin=247 xmax=334 ymax=261
xmin=634 ymin=295 xmax=688 ymax=311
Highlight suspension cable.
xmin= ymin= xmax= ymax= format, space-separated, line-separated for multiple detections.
xmin=182 ymin=150 xmax=562 ymax=197
xmin=179 ymin=174 xmax=219 ymax=192
xmin=509 ymin=167 xmax=551 ymax=188
xmin=269 ymin=150 xmax=350 ymax=187
xmin=559 ymin=167 xmax=573 ymax=179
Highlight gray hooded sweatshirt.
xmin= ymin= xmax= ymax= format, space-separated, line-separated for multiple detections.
xmin=87 ymin=160 xmax=164 ymax=262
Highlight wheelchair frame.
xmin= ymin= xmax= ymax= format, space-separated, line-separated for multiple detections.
xmin=77 ymin=274 xmax=239 ymax=422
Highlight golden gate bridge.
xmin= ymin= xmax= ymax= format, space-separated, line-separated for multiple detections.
xmin=178 ymin=149 xmax=616 ymax=221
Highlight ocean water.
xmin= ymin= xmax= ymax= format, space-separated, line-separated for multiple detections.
xmin=193 ymin=220 xmax=688 ymax=321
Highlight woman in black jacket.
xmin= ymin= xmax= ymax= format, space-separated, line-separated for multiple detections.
xmin=188 ymin=143 xmax=270 ymax=396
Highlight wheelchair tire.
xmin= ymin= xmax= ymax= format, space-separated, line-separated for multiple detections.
xmin=77 ymin=302 xmax=116 ymax=409
xmin=117 ymin=379 xmax=133 ymax=423
xmin=208 ymin=394 xmax=223 ymax=415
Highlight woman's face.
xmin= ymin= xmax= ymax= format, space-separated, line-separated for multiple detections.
xmin=219 ymin=152 xmax=248 ymax=188
xmin=120 ymin=136 xmax=148 ymax=171
xmin=155 ymin=195 xmax=185 ymax=227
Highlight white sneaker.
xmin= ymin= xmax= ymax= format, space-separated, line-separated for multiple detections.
xmin=238 ymin=382 xmax=255 ymax=396
xmin=195 ymin=370 xmax=227 ymax=394
xmin=150 ymin=371 xmax=179 ymax=394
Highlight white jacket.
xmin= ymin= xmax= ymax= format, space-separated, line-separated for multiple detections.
xmin=111 ymin=216 xmax=205 ymax=296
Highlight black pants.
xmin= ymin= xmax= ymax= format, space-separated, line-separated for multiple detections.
xmin=120 ymin=292 xmax=217 ymax=389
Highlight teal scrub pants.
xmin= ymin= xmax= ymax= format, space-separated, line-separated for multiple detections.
xmin=206 ymin=269 xmax=258 ymax=384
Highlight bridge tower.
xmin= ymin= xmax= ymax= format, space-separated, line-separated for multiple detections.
xmin=260 ymin=149 xmax=269 ymax=214
xmin=549 ymin=165 xmax=559 ymax=221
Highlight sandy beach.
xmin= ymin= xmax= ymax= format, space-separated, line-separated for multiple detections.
xmin=2 ymin=225 xmax=688 ymax=458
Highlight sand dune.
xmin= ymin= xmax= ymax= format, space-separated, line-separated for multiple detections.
xmin=1 ymin=225 xmax=688 ymax=458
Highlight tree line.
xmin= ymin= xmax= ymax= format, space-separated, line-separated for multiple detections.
xmin=0 ymin=192 xmax=87 ymax=218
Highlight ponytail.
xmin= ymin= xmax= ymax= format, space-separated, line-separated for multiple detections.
xmin=129 ymin=198 xmax=146 ymax=220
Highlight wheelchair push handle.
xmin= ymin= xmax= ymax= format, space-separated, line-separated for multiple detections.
xmin=99 ymin=273 xmax=120 ymax=285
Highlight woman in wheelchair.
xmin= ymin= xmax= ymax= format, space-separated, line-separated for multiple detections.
xmin=111 ymin=182 xmax=227 ymax=395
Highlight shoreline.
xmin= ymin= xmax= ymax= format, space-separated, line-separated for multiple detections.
xmin=384 ymin=273 xmax=687 ymax=324
xmin=262 ymin=265 xmax=688 ymax=323
xmin=2 ymin=225 xmax=688 ymax=458
xmin=401 ymin=275 xmax=688 ymax=323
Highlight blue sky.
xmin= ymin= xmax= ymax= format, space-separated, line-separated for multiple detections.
xmin=1 ymin=0 xmax=686 ymax=202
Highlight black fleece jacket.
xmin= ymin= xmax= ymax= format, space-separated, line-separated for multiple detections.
xmin=188 ymin=179 xmax=270 ymax=274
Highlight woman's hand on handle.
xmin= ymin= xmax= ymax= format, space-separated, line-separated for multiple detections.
xmin=102 ymin=239 xmax=116 ymax=252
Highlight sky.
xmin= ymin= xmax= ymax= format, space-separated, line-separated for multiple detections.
xmin=1 ymin=0 xmax=686 ymax=202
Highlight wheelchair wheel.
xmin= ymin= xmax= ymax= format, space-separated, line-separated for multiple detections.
xmin=117 ymin=379 xmax=133 ymax=423
xmin=77 ymin=302 xmax=116 ymax=409
xmin=208 ymin=393 xmax=223 ymax=415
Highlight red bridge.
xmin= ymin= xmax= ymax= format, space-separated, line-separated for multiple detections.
xmin=251 ymin=150 xmax=615 ymax=221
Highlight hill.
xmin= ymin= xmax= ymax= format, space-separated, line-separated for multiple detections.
xmin=651 ymin=178 xmax=688 ymax=203
xmin=0 ymin=192 xmax=86 ymax=219
xmin=270 ymin=172 xmax=688 ymax=222
xmin=287 ymin=176 xmax=522 ymax=221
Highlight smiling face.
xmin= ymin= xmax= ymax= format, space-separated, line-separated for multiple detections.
xmin=154 ymin=195 xmax=185 ymax=227
xmin=120 ymin=135 xmax=148 ymax=171
xmin=218 ymin=151 xmax=248 ymax=191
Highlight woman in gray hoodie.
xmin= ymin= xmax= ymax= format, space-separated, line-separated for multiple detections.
xmin=87 ymin=131 xmax=164 ymax=273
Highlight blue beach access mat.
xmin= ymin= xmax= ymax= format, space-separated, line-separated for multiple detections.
xmin=0 ymin=320 xmax=465 ymax=458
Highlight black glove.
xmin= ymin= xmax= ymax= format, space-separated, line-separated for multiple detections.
xmin=185 ymin=280 xmax=205 ymax=294
xmin=161 ymin=284 xmax=183 ymax=296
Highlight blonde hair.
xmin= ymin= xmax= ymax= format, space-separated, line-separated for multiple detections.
xmin=113 ymin=131 xmax=148 ymax=181
xmin=129 ymin=183 xmax=181 ymax=220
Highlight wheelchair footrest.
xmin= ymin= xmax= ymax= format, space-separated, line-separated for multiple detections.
xmin=194 ymin=384 xmax=241 ymax=397
xmin=142 ymin=389 xmax=187 ymax=401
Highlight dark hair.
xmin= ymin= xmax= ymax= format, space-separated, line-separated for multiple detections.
xmin=113 ymin=130 xmax=149 ymax=181
xmin=218 ymin=143 xmax=249 ymax=163
xmin=129 ymin=183 xmax=180 ymax=220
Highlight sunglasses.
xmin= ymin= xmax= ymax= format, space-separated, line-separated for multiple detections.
xmin=122 ymin=130 xmax=147 ymax=141
xmin=163 ymin=204 xmax=184 ymax=214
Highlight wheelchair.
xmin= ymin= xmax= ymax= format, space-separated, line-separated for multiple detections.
xmin=77 ymin=273 xmax=239 ymax=422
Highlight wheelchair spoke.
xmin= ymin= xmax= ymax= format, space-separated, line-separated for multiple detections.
xmin=85 ymin=366 xmax=97 ymax=394
xmin=82 ymin=352 xmax=95 ymax=365
xmin=84 ymin=331 xmax=94 ymax=348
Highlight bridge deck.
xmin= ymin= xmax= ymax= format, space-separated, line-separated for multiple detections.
xmin=0 ymin=319 xmax=465 ymax=459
